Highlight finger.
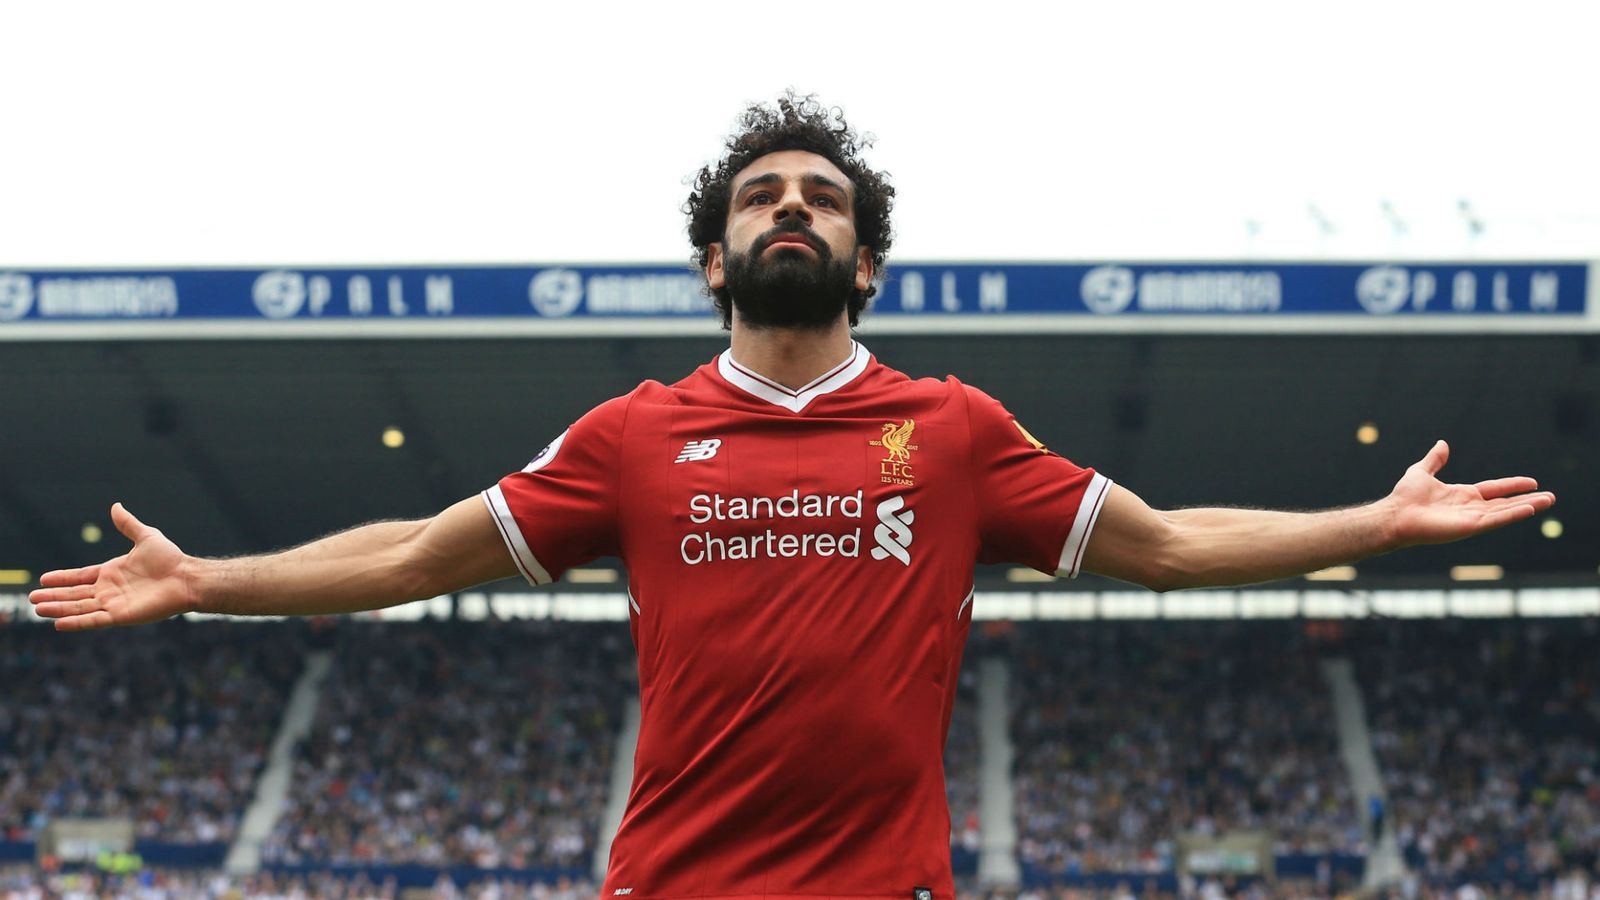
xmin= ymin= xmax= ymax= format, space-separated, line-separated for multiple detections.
xmin=38 ymin=565 xmax=102 ymax=587
xmin=1491 ymin=492 xmax=1557 ymax=512
xmin=1479 ymin=504 xmax=1537 ymax=530
xmin=29 ymin=584 xmax=98 ymax=605
xmin=1482 ymin=493 xmax=1555 ymax=514
xmin=33 ymin=598 xmax=103 ymax=619
xmin=111 ymin=502 xmax=151 ymax=543
xmin=55 ymin=610 xmax=116 ymax=632
xmin=1418 ymin=440 xmax=1449 ymax=476
xmin=1474 ymin=476 xmax=1538 ymax=499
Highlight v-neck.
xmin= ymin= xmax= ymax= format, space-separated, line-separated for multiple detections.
xmin=715 ymin=341 xmax=871 ymax=413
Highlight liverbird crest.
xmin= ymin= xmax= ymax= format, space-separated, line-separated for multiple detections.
xmin=879 ymin=420 xmax=915 ymax=463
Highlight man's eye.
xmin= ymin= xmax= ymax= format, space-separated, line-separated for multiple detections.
xmin=814 ymin=196 xmax=836 ymax=208
xmin=748 ymin=193 xmax=772 ymax=205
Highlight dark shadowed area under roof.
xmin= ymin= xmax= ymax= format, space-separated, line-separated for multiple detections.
xmin=2 ymin=334 xmax=1595 ymax=589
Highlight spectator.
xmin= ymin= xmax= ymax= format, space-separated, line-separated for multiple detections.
xmin=263 ymin=620 xmax=631 ymax=870
xmin=1009 ymin=622 xmax=1359 ymax=876
xmin=0 ymin=621 xmax=304 ymax=845
xmin=1353 ymin=619 xmax=1600 ymax=892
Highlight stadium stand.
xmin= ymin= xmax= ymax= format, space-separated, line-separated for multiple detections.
xmin=0 ymin=621 xmax=305 ymax=846
xmin=1352 ymin=618 xmax=1600 ymax=894
xmin=0 ymin=862 xmax=600 ymax=899
xmin=1008 ymin=622 xmax=1361 ymax=880
xmin=947 ymin=662 xmax=982 ymax=858
xmin=5 ymin=613 xmax=1600 ymax=898
xmin=261 ymin=621 xmax=632 ymax=873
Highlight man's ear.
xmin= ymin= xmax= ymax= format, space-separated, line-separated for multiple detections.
xmin=706 ymin=243 xmax=726 ymax=290
xmin=854 ymin=245 xmax=873 ymax=292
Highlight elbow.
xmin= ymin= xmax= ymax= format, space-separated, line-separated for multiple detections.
xmin=1141 ymin=565 xmax=1184 ymax=594
xmin=1142 ymin=571 xmax=1177 ymax=594
xmin=1084 ymin=554 xmax=1179 ymax=594
xmin=392 ymin=522 xmax=443 ymax=601
xmin=396 ymin=561 xmax=440 ymax=603
xmin=1141 ymin=515 xmax=1191 ymax=593
xmin=1078 ymin=492 xmax=1194 ymax=593
xmin=1147 ymin=551 xmax=1202 ymax=593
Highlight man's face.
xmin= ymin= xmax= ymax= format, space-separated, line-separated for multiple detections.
xmin=707 ymin=150 xmax=873 ymax=330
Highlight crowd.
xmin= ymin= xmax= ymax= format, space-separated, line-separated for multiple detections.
xmin=0 ymin=621 xmax=305 ymax=845
xmin=9 ymin=611 xmax=1598 ymax=897
xmin=1008 ymin=622 xmax=1360 ymax=875
xmin=1353 ymin=618 xmax=1600 ymax=890
xmin=261 ymin=621 xmax=632 ymax=871
xmin=15 ymin=865 xmax=1600 ymax=900
xmin=0 ymin=864 xmax=599 ymax=899
xmin=947 ymin=663 xmax=981 ymax=852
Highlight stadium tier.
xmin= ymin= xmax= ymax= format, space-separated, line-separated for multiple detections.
xmin=946 ymin=666 xmax=982 ymax=864
xmin=1352 ymin=619 xmax=1600 ymax=890
xmin=263 ymin=621 xmax=630 ymax=871
xmin=0 ymin=621 xmax=304 ymax=846
xmin=3 ymin=617 xmax=1596 ymax=898
xmin=1009 ymin=622 xmax=1359 ymax=879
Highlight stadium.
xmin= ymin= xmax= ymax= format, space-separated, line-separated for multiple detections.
xmin=3 ymin=6 xmax=1597 ymax=900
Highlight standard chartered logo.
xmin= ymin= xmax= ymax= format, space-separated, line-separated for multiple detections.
xmin=674 ymin=489 xmax=918 ymax=567
xmin=870 ymin=495 xmax=914 ymax=566
xmin=678 ymin=490 xmax=864 ymax=565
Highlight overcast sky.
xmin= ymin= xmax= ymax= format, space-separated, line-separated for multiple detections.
xmin=4 ymin=1 xmax=1596 ymax=267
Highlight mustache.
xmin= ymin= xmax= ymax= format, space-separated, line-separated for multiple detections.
xmin=755 ymin=221 xmax=825 ymax=255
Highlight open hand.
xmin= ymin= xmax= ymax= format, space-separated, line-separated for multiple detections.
xmin=1384 ymin=441 xmax=1557 ymax=549
xmin=28 ymin=503 xmax=199 ymax=631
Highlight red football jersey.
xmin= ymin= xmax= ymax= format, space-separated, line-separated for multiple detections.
xmin=482 ymin=343 xmax=1110 ymax=900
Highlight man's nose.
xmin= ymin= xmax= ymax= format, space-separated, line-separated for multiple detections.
xmin=773 ymin=189 xmax=812 ymax=225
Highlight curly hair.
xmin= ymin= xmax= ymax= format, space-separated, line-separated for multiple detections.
xmin=686 ymin=92 xmax=895 ymax=329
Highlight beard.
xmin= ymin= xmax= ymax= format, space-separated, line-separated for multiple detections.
xmin=723 ymin=224 xmax=858 ymax=330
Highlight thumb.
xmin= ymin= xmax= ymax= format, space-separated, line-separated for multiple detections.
xmin=1418 ymin=439 xmax=1450 ymax=476
xmin=110 ymin=502 xmax=152 ymax=544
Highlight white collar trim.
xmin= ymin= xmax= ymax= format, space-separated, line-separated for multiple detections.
xmin=717 ymin=341 xmax=870 ymax=412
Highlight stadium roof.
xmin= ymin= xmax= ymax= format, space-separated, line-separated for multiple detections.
xmin=3 ymin=332 xmax=1595 ymax=591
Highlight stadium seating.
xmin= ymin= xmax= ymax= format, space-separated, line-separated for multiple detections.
xmin=262 ymin=621 xmax=632 ymax=871
xmin=0 ymin=621 xmax=305 ymax=845
xmin=1352 ymin=619 xmax=1600 ymax=891
xmin=5 ymin=615 xmax=1597 ymax=899
xmin=1008 ymin=622 xmax=1360 ymax=877
xmin=946 ymin=661 xmax=981 ymax=857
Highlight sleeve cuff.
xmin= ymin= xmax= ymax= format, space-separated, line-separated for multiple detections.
xmin=482 ymin=486 xmax=554 ymax=586
xmin=1055 ymin=473 xmax=1112 ymax=579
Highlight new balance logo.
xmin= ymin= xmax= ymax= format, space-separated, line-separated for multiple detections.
xmin=674 ymin=438 xmax=722 ymax=463
xmin=871 ymin=495 xmax=915 ymax=565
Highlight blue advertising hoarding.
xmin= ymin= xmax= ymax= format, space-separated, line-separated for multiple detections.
xmin=0 ymin=261 xmax=1593 ymax=338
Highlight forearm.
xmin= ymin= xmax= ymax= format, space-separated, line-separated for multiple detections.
xmin=1158 ymin=502 xmax=1400 ymax=591
xmin=189 ymin=519 xmax=436 ymax=617
xmin=1084 ymin=447 xmax=1553 ymax=594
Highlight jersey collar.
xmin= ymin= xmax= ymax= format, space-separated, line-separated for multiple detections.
xmin=717 ymin=341 xmax=871 ymax=413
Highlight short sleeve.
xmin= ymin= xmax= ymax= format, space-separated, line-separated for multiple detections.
xmin=963 ymin=383 xmax=1112 ymax=578
xmin=480 ymin=394 xmax=630 ymax=586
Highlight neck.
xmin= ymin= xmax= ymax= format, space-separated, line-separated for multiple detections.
xmin=727 ymin=316 xmax=854 ymax=391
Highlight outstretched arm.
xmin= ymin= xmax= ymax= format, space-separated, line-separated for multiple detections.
xmin=29 ymin=496 xmax=517 ymax=630
xmin=1081 ymin=440 xmax=1557 ymax=592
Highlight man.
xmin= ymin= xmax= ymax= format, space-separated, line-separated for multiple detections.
xmin=31 ymin=94 xmax=1555 ymax=899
